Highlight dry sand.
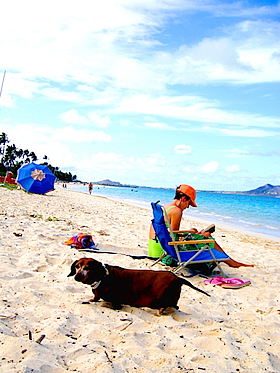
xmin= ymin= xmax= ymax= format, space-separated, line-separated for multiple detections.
xmin=0 ymin=187 xmax=280 ymax=373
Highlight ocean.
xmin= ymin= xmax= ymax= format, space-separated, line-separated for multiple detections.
xmin=62 ymin=183 xmax=280 ymax=239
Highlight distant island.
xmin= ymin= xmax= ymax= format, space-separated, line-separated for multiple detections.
xmin=93 ymin=179 xmax=138 ymax=189
xmin=241 ymin=184 xmax=280 ymax=197
xmin=210 ymin=184 xmax=280 ymax=198
xmin=92 ymin=181 xmax=280 ymax=197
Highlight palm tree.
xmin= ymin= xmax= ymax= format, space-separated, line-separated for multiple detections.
xmin=0 ymin=132 xmax=9 ymax=159
xmin=0 ymin=132 xmax=9 ymax=173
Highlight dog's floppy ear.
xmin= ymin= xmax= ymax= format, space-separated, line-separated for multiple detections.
xmin=68 ymin=260 xmax=78 ymax=277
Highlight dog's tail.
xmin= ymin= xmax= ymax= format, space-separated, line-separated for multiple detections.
xmin=180 ymin=278 xmax=210 ymax=297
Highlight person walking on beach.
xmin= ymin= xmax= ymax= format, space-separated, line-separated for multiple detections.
xmin=88 ymin=182 xmax=93 ymax=195
xmin=149 ymin=184 xmax=254 ymax=268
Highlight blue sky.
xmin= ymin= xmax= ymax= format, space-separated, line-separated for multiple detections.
xmin=1 ymin=0 xmax=280 ymax=191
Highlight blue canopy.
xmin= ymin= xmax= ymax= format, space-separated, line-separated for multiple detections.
xmin=17 ymin=163 xmax=56 ymax=194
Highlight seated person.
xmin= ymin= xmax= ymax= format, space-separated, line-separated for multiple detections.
xmin=149 ymin=184 xmax=254 ymax=268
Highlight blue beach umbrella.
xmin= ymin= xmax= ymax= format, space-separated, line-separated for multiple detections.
xmin=16 ymin=162 xmax=56 ymax=194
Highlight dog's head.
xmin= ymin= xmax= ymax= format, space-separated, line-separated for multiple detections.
xmin=68 ymin=258 xmax=108 ymax=285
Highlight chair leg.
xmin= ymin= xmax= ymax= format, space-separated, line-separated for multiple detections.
xmin=150 ymin=253 xmax=167 ymax=267
xmin=173 ymin=263 xmax=184 ymax=274
xmin=173 ymin=260 xmax=227 ymax=278
xmin=215 ymin=261 xmax=227 ymax=278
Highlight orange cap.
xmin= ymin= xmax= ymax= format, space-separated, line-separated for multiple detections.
xmin=177 ymin=184 xmax=197 ymax=207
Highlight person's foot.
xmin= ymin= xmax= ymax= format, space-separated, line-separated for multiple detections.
xmin=225 ymin=259 xmax=254 ymax=268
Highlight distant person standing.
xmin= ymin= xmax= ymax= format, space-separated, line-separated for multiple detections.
xmin=89 ymin=182 xmax=93 ymax=195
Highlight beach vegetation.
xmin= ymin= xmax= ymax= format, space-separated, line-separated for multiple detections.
xmin=0 ymin=182 xmax=18 ymax=190
xmin=0 ymin=132 xmax=37 ymax=175
xmin=0 ymin=132 xmax=77 ymax=182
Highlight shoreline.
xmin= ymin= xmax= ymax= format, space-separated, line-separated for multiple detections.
xmin=57 ymin=183 xmax=280 ymax=240
xmin=1 ymin=187 xmax=280 ymax=372
xmin=61 ymin=186 xmax=280 ymax=244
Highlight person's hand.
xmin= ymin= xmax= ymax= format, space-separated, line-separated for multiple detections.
xmin=198 ymin=231 xmax=211 ymax=237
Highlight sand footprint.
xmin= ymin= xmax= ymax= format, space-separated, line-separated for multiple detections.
xmin=46 ymin=256 xmax=62 ymax=265
xmin=35 ymin=265 xmax=49 ymax=272
xmin=14 ymin=271 xmax=34 ymax=279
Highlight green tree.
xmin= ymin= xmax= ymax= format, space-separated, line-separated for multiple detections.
xmin=0 ymin=132 xmax=9 ymax=173
xmin=0 ymin=132 xmax=77 ymax=181
xmin=0 ymin=132 xmax=9 ymax=155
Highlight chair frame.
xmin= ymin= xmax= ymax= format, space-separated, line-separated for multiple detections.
xmin=151 ymin=202 xmax=228 ymax=278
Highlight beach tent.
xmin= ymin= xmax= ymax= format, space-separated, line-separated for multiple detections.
xmin=16 ymin=162 xmax=56 ymax=195
xmin=151 ymin=201 xmax=229 ymax=277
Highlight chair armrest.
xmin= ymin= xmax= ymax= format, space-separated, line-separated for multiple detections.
xmin=168 ymin=239 xmax=215 ymax=246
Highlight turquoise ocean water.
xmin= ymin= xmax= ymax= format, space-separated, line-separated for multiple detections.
xmin=64 ymin=184 xmax=280 ymax=239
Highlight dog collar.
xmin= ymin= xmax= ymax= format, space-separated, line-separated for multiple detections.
xmin=103 ymin=263 xmax=110 ymax=276
xmin=91 ymin=280 xmax=101 ymax=290
xmin=90 ymin=263 xmax=109 ymax=290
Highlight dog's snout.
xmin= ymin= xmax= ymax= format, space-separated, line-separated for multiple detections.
xmin=73 ymin=268 xmax=88 ymax=282
xmin=74 ymin=272 xmax=82 ymax=282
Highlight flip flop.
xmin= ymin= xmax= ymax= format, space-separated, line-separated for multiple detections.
xmin=221 ymin=279 xmax=251 ymax=289
xmin=204 ymin=276 xmax=225 ymax=285
xmin=204 ymin=276 xmax=251 ymax=289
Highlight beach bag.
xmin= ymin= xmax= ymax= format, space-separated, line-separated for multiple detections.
xmin=187 ymin=262 xmax=217 ymax=276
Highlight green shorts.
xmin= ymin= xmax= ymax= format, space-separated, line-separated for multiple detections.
xmin=148 ymin=238 xmax=164 ymax=258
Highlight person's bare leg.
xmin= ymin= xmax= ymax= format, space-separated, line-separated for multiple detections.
xmin=214 ymin=242 xmax=254 ymax=268
xmin=200 ymin=231 xmax=254 ymax=267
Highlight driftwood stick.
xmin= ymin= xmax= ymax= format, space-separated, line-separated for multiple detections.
xmin=120 ymin=321 xmax=133 ymax=331
xmin=35 ymin=334 xmax=46 ymax=344
xmin=104 ymin=350 xmax=113 ymax=364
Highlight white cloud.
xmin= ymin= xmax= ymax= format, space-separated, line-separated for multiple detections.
xmin=144 ymin=121 xmax=173 ymax=129
xmin=60 ymin=110 xmax=111 ymax=128
xmin=1 ymin=1 xmax=280 ymax=191
xmin=118 ymin=94 xmax=280 ymax=131
xmin=225 ymin=164 xmax=241 ymax=173
xmin=220 ymin=128 xmax=276 ymax=137
xmin=60 ymin=110 xmax=88 ymax=125
xmin=87 ymin=113 xmax=111 ymax=128
xmin=86 ymin=151 xmax=168 ymax=174
xmin=1 ymin=123 xmax=75 ymax=167
xmin=174 ymin=144 xmax=192 ymax=155
xmin=201 ymin=161 xmax=219 ymax=172
xmin=91 ymin=152 xmax=124 ymax=167
xmin=146 ymin=152 xmax=166 ymax=167
xmin=226 ymin=148 xmax=250 ymax=157
xmin=152 ymin=20 xmax=280 ymax=86
xmin=53 ymin=126 xmax=112 ymax=143
xmin=182 ymin=166 xmax=194 ymax=173
xmin=1 ymin=1 xmax=280 ymax=110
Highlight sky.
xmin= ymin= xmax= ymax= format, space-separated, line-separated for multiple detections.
xmin=1 ymin=0 xmax=280 ymax=191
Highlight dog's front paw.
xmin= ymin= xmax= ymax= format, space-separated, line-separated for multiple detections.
xmin=112 ymin=303 xmax=122 ymax=310
xmin=88 ymin=298 xmax=98 ymax=302
xmin=82 ymin=297 xmax=99 ymax=304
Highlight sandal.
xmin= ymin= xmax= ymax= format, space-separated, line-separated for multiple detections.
xmin=221 ymin=279 xmax=251 ymax=289
xmin=204 ymin=276 xmax=251 ymax=289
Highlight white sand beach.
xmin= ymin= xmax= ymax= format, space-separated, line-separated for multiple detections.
xmin=1 ymin=187 xmax=280 ymax=373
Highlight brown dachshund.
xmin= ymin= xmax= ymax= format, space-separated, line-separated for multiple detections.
xmin=68 ymin=258 xmax=210 ymax=314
